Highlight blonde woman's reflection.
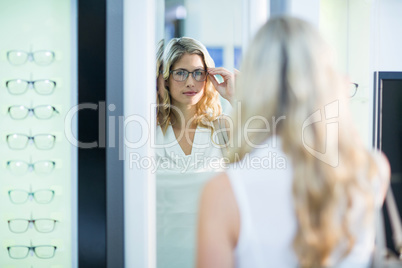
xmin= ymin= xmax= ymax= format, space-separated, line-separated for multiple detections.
xmin=197 ymin=16 xmax=390 ymax=268
xmin=155 ymin=37 xmax=234 ymax=267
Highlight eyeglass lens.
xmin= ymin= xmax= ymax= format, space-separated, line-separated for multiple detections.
xmin=7 ymin=246 xmax=30 ymax=259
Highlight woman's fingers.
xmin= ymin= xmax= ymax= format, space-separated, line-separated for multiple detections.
xmin=208 ymin=67 xmax=234 ymax=81
xmin=209 ymin=74 xmax=221 ymax=88
xmin=207 ymin=67 xmax=235 ymax=103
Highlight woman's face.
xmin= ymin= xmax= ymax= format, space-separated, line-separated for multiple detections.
xmin=167 ymin=53 xmax=206 ymax=106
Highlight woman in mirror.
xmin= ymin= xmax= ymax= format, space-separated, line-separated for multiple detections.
xmin=197 ymin=16 xmax=390 ymax=268
xmin=155 ymin=36 xmax=235 ymax=268
xmin=156 ymin=36 xmax=234 ymax=172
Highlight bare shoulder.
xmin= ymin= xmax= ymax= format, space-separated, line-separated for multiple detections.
xmin=372 ymin=151 xmax=391 ymax=184
xmin=197 ymin=172 xmax=240 ymax=267
xmin=372 ymin=151 xmax=391 ymax=205
xmin=202 ymin=172 xmax=232 ymax=197
xmin=199 ymin=172 xmax=240 ymax=246
xmin=200 ymin=172 xmax=238 ymax=222
xmin=377 ymin=151 xmax=391 ymax=179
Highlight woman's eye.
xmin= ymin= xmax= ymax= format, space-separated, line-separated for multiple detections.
xmin=176 ymin=71 xmax=185 ymax=76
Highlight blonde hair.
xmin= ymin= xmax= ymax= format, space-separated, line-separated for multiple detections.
xmin=157 ymin=37 xmax=221 ymax=133
xmin=156 ymin=39 xmax=164 ymax=78
xmin=229 ymin=16 xmax=378 ymax=267
xmin=156 ymin=39 xmax=166 ymax=111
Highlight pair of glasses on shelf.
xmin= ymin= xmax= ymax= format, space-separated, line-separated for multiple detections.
xmin=7 ymin=50 xmax=55 ymax=66
xmin=8 ymin=217 xmax=58 ymax=233
xmin=6 ymin=133 xmax=56 ymax=150
xmin=8 ymin=189 xmax=55 ymax=204
xmin=7 ymin=243 xmax=57 ymax=259
xmin=8 ymin=105 xmax=59 ymax=120
xmin=6 ymin=79 xmax=56 ymax=95
xmin=7 ymin=159 xmax=56 ymax=176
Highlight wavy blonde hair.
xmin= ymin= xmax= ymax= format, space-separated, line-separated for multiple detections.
xmin=156 ymin=39 xmax=164 ymax=78
xmin=229 ymin=16 xmax=378 ymax=267
xmin=156 ymin=39 xmax=165 ymax=108
xmin=157 ymin=37 xmax=221 ymax=133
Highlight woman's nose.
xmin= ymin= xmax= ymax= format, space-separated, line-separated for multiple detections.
xmin=186 ymin=74 xmax=195 ymax=86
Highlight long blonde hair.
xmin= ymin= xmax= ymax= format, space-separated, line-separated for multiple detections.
xmin=157 ymin=37 xmax=221 ymax=133
xmin=156 ymin=39 xmax=164 ymax=78
xmin=229 ymin=16 xmax=378 ymax=267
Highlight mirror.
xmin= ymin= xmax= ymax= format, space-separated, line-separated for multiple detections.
xmin=155 ymin=0 xmax=242 ymax=267
xmin=153 ymin=1 xmax=375 ymax=267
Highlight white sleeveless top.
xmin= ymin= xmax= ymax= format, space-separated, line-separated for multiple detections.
xmin=155 ymin=124 xmax=225 ymax=174
xmin=155 ymin=124 xmax=226 ymax=268
xmin=227 ymin=137 xmax=380 ymax=268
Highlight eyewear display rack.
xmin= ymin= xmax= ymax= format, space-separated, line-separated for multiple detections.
xmin=0 ymin=0 xmax=76 ymax=267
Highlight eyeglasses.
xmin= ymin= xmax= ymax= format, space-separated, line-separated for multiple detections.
xmin=6 ymin=133 xmax=56 ymax=150
xmin=350 ymin=83 xmax=358 ymax=98
xmin=7 ymin=50 xmax=55 ymax=66
xmin=8 ymin=218 xmax=58 ymax=233
xmin=8 ymin=105 xmax=59 ymax=120
xmin=7 ymin=244 xmax=57 ymax=259
xmin=6 ymin=79 xmax=56 ymax=95
xmin=7 ymin=160 xmax=56 ymax=176
xmin=8 ymin=189 xmax=55 ymax=204
xmin=170 ymin=69 xmax=208 ymax=82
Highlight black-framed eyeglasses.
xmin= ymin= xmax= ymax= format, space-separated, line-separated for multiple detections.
xmin=6 ymin=133 xmax=56 ymax=150
xmin=169 ymin=69 xmax=208 ymax=82
xmin=8 ymin=189 xmax=55 ymax=204
xmin=8 ymin=218 xmax=58 ymax=233
xmin=350 ymin=83 xmax=358 ymax=98
xmin=7 ymin=50 xmax=55 ymax=66
xmin=8 ymin=105 xmax=59 ymax=120
xmin=7 ymin=160 xmax=56 ymax=176
xmin=6 ymin=79 xmax=56 ymax=95
xmin=7 ymin=244 xmax=57 ymax=259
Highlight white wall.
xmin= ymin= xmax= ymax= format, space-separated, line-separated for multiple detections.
xmin=319 ymin=0 xmax=402 ymax=148
xmin=289 ymin=0 xmax=320 ymax=27
xmin=242 ymin=0 xmax=269 ymax=51
xmin=184 ymin=0 xmax=242 ymax=71
xmin=156 ymin=0 xmax=165 ymax=43
xmin=318 ymin=0 xmax=372 ymax=147
xmin=376 ymin=0 xmax=402 ymax=71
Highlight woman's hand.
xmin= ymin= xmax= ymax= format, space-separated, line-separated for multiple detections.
xmin=208 ymin=67 xmax=238 ymax=104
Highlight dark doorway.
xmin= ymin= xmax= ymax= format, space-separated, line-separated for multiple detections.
xmin=374 ymin=72 xmax=402 ymax=255
xmin=78 ymin=0 xmax=107 ymax=267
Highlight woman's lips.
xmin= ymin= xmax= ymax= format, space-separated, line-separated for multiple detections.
xmin=183 ymin=91 xmax=197 ymax=96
